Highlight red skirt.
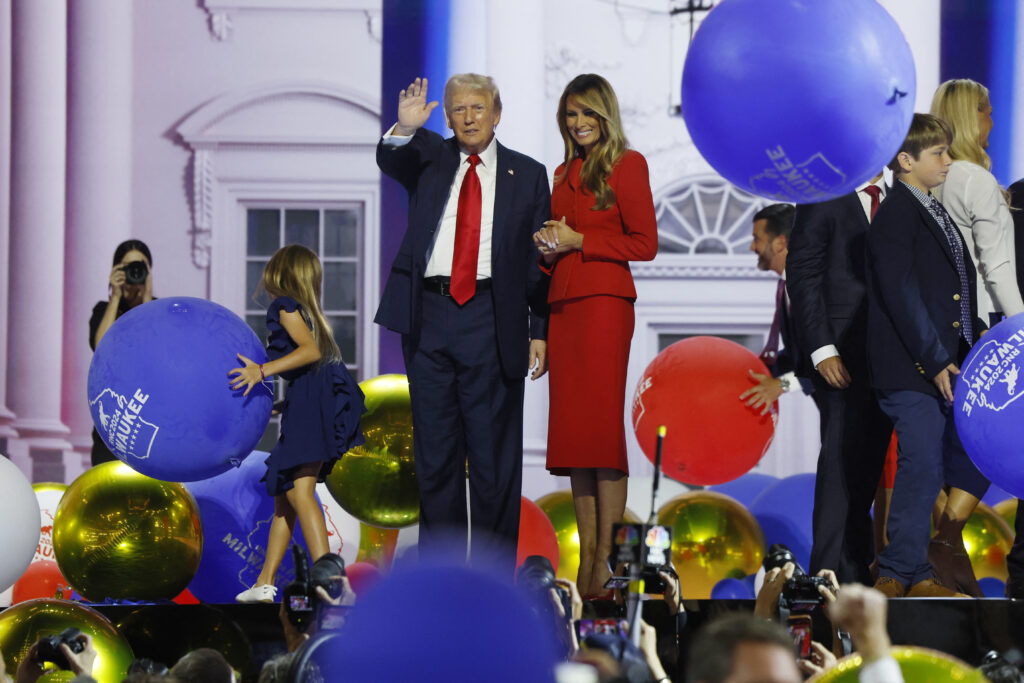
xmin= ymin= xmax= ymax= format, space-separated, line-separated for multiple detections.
xmin=546 ymin=295 xmax=634 ymax=476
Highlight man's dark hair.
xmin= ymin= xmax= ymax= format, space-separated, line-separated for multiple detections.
xmin=685 ymin=613 xmax=793 ymax=683
xmin=752 ymin=203 xmax=795 ymax=240
xmin=170 ymin=649 xmax=233 ymax=683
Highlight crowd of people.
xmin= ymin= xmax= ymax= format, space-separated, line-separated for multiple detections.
xmin=41 ymin=64 xmax=1023 ymax=682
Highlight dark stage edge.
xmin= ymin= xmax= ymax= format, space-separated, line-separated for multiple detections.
xmin=9 ymin=598 xmax=1021 ymax=681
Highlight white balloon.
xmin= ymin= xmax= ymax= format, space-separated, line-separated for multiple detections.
xmin=316 ymin=483 xmax=362 ymax=566
xmin=33 ymin=485 xmax=66 ymax=564
xmin=0 ymin=457 xmax=43 ymax=592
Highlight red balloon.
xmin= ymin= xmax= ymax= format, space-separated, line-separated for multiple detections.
xmin=172 ymin=588 xmax=200 ymax=604
xmin=346 ymin=561 xmax=384 ymax=598
xmin=11 ymin=561 xmax=71 ymax=604
xmin=516 ymin=496 xmax=560 ymax=570
xmin=632 ymin=336 xmax=775 ymax=485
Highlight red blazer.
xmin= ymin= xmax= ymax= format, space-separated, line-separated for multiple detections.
xmin=546 ymin=150 xmax=658 ymax=303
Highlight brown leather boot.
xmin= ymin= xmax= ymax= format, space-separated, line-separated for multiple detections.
xmin=929 ymin=513 xmax=983 ymax=597
xmin=872 ymin=576 xmax=906 ymax=598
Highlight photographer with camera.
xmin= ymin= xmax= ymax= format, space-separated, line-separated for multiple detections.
xmin=517 ymin=555 xmax=583 ymax=657
xmin=754 ymin=544 xmax=845 ymax=673
xmin=88 ymin=239 xmax=155 ymax=465
xmin=13 ymin=630 xmax=97 ymax=683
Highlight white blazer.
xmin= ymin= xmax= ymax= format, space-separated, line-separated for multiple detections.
xmin=934 ymin=160 xmax=1024 ymax=321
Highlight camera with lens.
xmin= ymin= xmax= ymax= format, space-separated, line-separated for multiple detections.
xmin=122 ymin=260 xmax=149 ymax=284
xmin=607 ymin=522 xmax=674 ymax=594
xmin=35 ymin=627 xmax=85 ymax=671
xmin=763 ymin=543 xmax=831 ymax=614
xmin=282 ymin=545 xmax=347 ymax=631
xmin=516 ymin=555 xmax=573 ymax=626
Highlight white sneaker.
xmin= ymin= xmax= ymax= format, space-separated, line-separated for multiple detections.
xmin=235 ymin=584 xmax=277 ymax=603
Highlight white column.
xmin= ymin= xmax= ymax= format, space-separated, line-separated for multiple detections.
xmin=7 ymin=0 xmax=71 ymax=475
xmin=62 ymin=1 xmax=134 ymax=475
xmin=0 ymin=0 xmax=17 ymax=448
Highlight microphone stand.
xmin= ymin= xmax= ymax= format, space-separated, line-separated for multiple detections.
xmin=627 ymin=425 xmax=666 ymax=647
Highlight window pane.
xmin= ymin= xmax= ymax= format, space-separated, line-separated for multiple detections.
xmin=247 ymin=209 xmax=280 ymax=256
xmin=247 ymin=313 xmax=269 ymax=346
xmin=323 ymin=262 xmax=357 ymax=310
xmin=247 ymin=260 xmax=270 ymax=309
xmin=324 ymin=209 xmax=358 ymax=257
xmin=285 ymin=209 xmax=319 ymax=250
xmin=329 ymin=315 xmax=357 ymax=365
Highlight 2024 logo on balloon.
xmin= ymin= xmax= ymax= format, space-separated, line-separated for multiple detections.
xmin=89 ymin=386 xmax=159 ymax=460
xmin=959 ymin=331 xmax=1024 ymax=416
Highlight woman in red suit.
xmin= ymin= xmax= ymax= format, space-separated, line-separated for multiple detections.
xmin=533 ymin=74 xmax=658 ymax=596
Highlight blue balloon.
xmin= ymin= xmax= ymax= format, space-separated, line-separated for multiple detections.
xmin=711 ymin=577 xmax=754 ymax=600
xmin=87 ymin=297 xmax=273 ymax=482
xmin=748 ymin=473 xmax=816 ymax=571
xmin=185 ymin=451 xmax=316 ymax=603
xmin=708 ymin=472 xmax=779 ymax=507
xmin=329 ymin=563 xmax=558 ymax=682
xmin=977 ymin=577 xmax=1006 ymax=599
xmin=681 ymin=0 xmax=915 ymax=203
xmin=955 ymin=315 xmax=1024 ymax=498
xmin=982 ymin=485 xmax=1013 ymax=508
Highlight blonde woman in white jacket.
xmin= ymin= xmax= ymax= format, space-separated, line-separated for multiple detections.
xmin=927 ymin=78 xmax=1022 ymax=597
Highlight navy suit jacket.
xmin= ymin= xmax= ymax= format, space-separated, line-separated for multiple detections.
xmin=866 ymin=180 xmax=985 ymax=397
xmin=788 ymin=192 xmax=872 ymax=367
xmin=375 ymin=128 xmax=550 ymax=379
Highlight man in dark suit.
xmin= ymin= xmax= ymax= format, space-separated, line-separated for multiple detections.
xmin=1002 ymin=178 xmax=1024 ymax=599
xmin=375 ymin=75 xmax=550 ymax=576
xmin=740 ymin=204 xmax=813 ymax=415
xmin=866 ymin=113 xmax=985 ymax=597
xmin=786 ymin=179 xmax=894 ymax=585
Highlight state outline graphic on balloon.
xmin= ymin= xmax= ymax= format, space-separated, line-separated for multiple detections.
xmin=89 ymin=386 xmax=160 ymax=460
xmin=749 ymin=149 xmax=848 ymax=203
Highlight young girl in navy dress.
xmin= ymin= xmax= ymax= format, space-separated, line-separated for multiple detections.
xmin=230 ymin=244 xmax=365 ymax=603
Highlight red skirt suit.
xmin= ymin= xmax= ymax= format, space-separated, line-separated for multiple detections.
xmin=544 ymin=150 xmax=658 ymax=475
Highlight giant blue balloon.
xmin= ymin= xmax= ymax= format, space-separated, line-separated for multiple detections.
xmin=708 ymin=472 xmax=779 ymax=507
xmin=748 ymin=473 xmax=816 ymax=571
xmin=87 ymin=297 xmax=273 ymax=482
xmin=681 ymin=0 xmax=916 ymax=203
xmin=185 ymin=451 xmax=317 ymax=603
xmin=955 ymin=315 xmax=1024 ymax=498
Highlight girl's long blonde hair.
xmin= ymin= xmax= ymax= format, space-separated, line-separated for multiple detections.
xmin=261 ymin=244 xmax=341 ymax=364
xmin=555 ymin=74 xmax=627 ymax=211
xmin=930 ymin=78 xmax=991 ymax=170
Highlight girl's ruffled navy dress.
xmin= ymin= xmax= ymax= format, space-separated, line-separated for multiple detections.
xmin=262 ymin=296 xmax=366 ymax=496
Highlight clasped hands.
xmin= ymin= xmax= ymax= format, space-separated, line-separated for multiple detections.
xmin=533 ymin=216 xmax=583 ymax=262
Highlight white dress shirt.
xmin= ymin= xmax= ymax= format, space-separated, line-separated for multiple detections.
xmin=934 ymin=159 xmax=1023 ymax=320
xmin=810 ymin=177 xmax=887 ymax=370
xmin=382 ymin=123 xmax=496 ymax=279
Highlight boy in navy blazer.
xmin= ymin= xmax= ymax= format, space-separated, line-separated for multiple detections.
xmin=866 ymin=113 xmax=987 ymax=598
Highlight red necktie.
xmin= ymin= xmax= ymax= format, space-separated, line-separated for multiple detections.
xmin=451 ymin=154 xmax=482 ymax=305
xmin=864 ymin=185 xmax=881 ymax=220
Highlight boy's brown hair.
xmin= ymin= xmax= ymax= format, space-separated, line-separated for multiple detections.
xmin=887 ymin=113 xmax=953 ymax=173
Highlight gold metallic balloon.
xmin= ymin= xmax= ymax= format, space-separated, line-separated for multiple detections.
xmin=52 ymin=461 xmax=202 ymax=602
xmin=963 ymin=502 xmax=1014 ymax=581
xmin=808 ymin=645 xmax=987 ymax=682
xmin=355 ymin=523 xmax=401 ymax=569
xmin=0 ymin=598 xmax=134 ymax=683
xmin=535 ymin=489 xmax=643 ymax=583
xmin=993 ymin=498 xmax=1018 ymax=536
xmin=656 ymin=491 xmax=764 ymax=599
xmin=116 ymin=604 xmax=255 ymax=681
xmin=32 ymin=482 xmax=68 ymax=496
xmin=325 ymin=374 xmax=419 ymax=528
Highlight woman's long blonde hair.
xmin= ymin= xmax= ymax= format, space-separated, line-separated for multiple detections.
xmin=261 ymin=244 xmax=341 ymax=364
xmin=930 ymin=78 xmax=991 ymax=170
xmin=555 ymin=74 xmax=627 ymax=211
